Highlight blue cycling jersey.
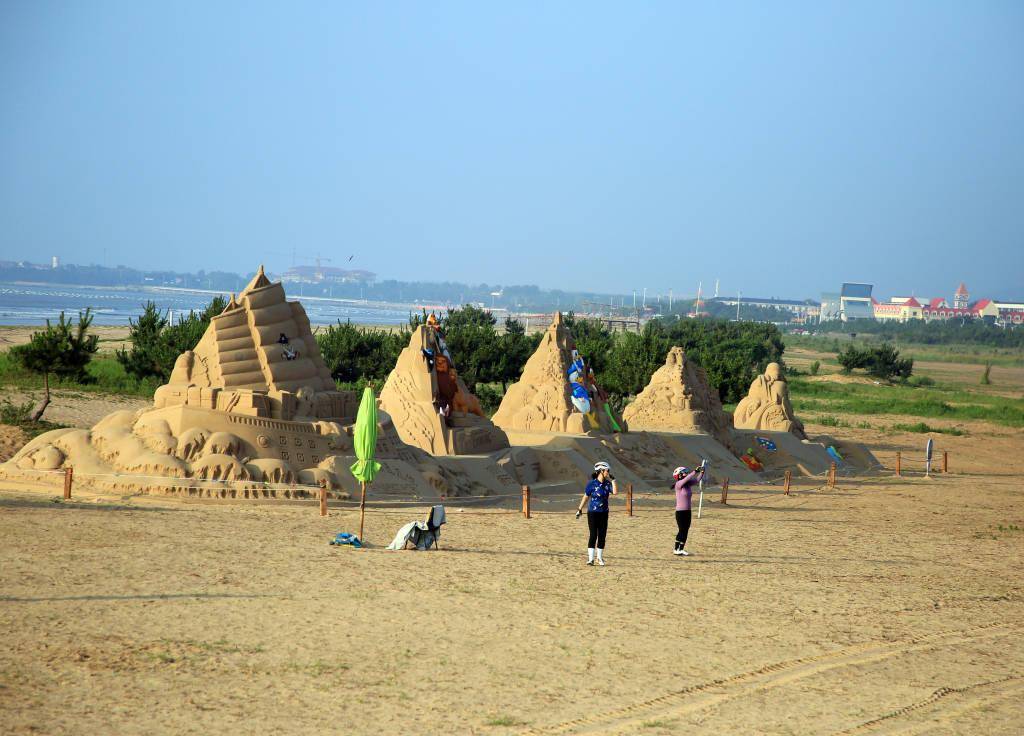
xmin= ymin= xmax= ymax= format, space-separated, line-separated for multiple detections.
xmin=585 ymin=478 xmax=612 ymax=513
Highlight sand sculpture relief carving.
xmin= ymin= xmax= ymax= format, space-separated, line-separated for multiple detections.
xmin=0 ymin=266 xmax=464 ymax=499
xmin=621 ymin=346 xmax=734 ymax=449
xmin=732 ymin=362 xmax=807 ymax=439
xmin=379 ymin=320 xmax=509 ymax=456
xmin=491 ymin=312 xmax=626 ymax=435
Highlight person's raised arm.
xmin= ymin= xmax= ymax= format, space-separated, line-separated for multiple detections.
xmin=610 ymin=478 xmax=618 ymax=495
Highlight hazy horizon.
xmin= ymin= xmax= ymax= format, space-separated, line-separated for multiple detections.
xmin=2 ymin=2 xmax=1022 ymax=301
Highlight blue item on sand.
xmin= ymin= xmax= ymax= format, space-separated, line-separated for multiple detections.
xmin=329 ymin=532 xmax=363 ymax=548
xmin=826 ymin=446 xmax=843 ymax=463
xmin=755 ymin=436 xmax=777 ymax=452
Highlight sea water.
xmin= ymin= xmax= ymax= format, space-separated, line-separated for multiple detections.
xmin=0 ymin=282 xmax=415 ymax=327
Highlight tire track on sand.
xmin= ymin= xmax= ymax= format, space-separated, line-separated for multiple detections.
xmin=525 ymin=622 xmax=1016 ymax=735
xmin=832 ymin=675 xmax=1024 ymax=735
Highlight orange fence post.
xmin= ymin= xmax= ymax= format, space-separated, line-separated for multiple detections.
xmin=522 ymin=485 xmax=531 ymax=519
xmin=627 ymin=483 xmax=633 ymax=517
xmin=943 ymin=450 xmax=948 ymax=474
xmin=720 ymin=479 xmax=729 ymax=505
xmin=318 ymin=481 xmax=328 ymax=517
xmin=784 ymin=470 xmax=792 ymax=496
xmin=829 ymin=462 xmax=837 ymax=489
xmin=63 ymin=466 xmax=73 ymax=500
xmin=895 ymin=451 xmax=901 ymax=477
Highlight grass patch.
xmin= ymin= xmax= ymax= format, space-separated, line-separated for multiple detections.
xmin=0 ymin=397 xmax=68 ymax=438
xmin=485 ymin=715 xmax=527 ymax=727
xmin=0 ymin=351 xmax=160 ymax=398
xmin=890 ymin=422 xmax=965 ymax=436
xmin=788 ymin=377 xmax=1024 ymax=428
xmin=815 ymin=415 xmax=850 ymax=428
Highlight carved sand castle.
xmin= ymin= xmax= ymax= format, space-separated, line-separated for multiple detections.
xmin=732 ymin=362 xmax=807 ymax=439
xmin=621 ymin=346 xmax=734 ymax=448
xmin=379 ymin=319 xmax=509 ymax=455
xmin=0 ymin=267 xmax=472 ymax=499
xmin=492 ymin=312 xmax=626 ymax=435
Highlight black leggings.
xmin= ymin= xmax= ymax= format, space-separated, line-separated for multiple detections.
xmin=675 ymin=509 xmax=692 ymax=550
xmin=587 ymin=511 xmax=609 ymax=549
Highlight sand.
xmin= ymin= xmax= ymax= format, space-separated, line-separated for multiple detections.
xmin=1 ymin=418 xmax=1021 ymax=735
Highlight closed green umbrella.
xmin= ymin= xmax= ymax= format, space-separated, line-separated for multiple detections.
xmin=350 ymin=386 xmax=382 ymax=541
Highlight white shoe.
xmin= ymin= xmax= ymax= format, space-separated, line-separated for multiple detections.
xmin=587 ymin=559 xmax=594 ymax=566
xmin=673 ymin=548 xmax=685 ymax=556
xmin=678 ymin=549 xmax=690 ymax=556
xmin=596 ymin=558 xmax=606 ymax=566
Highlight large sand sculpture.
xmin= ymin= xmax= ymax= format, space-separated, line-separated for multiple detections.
xmin=379 ymin=321 xmax=509 ymax=455
xmin=621 ymin=346 xmax=734 ymax=448
xmin=0 ymin=267 xmax=514 ymax=500
xmin=492 ymin=312 xmax=626 ymax=435
xmin=732 ymin=362 xmax=807 ymax=439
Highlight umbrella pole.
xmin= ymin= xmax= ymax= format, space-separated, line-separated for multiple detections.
xmin=358 ymin=481 xmax=367 ymax=541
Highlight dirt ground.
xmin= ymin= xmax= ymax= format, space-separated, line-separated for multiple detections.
xmin=1 ymin=419 xmax=1022 ymax=735
xmin=2 ymin=348 xmax=1023 ymax=734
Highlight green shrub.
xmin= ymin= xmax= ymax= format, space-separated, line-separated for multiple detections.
xmin=837 ymin=343 xmax=913 ymax=380
xmin=981 ymin=362 xmax=992 ymax=385
xmin=117 ymin=297 xmax=227 ymax=381
xmin=890 ymin=422 xmax=965 ymax=436
xmin=810 ymin=360 xmax=820 ymax=376
xmin=0 ymin=398 xmax=33 ymax=424
xmin=908 ymin=375 xmax=935 ymax=387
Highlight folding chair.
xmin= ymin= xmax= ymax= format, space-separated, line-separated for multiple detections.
xmin=425 ymin=505 xmax=446 ymax=550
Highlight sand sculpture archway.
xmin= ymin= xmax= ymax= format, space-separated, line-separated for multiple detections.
xmin=732 ymin=362 xmax=807 ymax=439
xmin=491 ymin=312 xmax=626 ymax=435
xmin=379 ymin=320 xmax=510 ymax=455
xmin=622 ymin=346 xmax=734 ymax=449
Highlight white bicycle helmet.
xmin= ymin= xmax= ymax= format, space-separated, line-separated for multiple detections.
xmin=594 ymin=461 xmax=611 ymax=473
xmin=673 ymin=466 xmax=691 ymax=480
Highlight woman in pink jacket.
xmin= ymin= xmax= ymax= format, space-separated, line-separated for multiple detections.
xmin=671 ymin=465 xmax=704 ymax=556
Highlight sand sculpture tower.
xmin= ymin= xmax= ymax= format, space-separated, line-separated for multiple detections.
xmin=732 ymin=362 xmax=807 ymax=439
xmin=379 ymin=320 xmax=510 ymax=455
xmin=492 ymin=312 xmax=626 ymax=435
xmin=622 ymin=346 xmax=733 ymax=448
xmin=2 ymin=266 xmax=425 ymax=494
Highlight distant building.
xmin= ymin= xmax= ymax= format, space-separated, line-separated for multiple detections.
xmin=710 ymin=296 xmax=820 ymax=321
xmin=873 ymin=296 xmax=922 ymax=322
xmin=839 ymin=283 xmax=874 ymax=320
xmin=51 ymin=256 xmax=59 ymax=269
xmin=819 ymin=293 xmax=841 ymax=322
xmin=280 ymin=265 xmax=376 ymax=285
xmin=953 ymin=282 xmax=969 ymax=310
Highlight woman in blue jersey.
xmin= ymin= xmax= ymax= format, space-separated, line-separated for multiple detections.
xmin=575 ymin=461 xmax=617 ymax=565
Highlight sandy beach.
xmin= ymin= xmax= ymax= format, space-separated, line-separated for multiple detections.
xmin=1 ymin=416 xmax=1021 ymax=735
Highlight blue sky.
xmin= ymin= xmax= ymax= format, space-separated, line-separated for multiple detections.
xmin=1 ymin=1 xmax=1022 ymax=301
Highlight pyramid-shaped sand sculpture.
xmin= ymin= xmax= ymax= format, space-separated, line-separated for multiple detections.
xmin=492 ymin=312 xmax=626 ymax=435
xmin=0 ymin=267 xmax=469 ymax=499
xmin=379 ymin=320 xmax=510 ymax=455
xmin=622 ymin=346 xmax=734 ymax=449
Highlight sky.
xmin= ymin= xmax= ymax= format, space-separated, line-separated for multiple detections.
xmin=1 ymin=1 xmax=1022 ymax=301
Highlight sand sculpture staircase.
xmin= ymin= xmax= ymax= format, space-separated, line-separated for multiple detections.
xmin=198 ymin=266 xmax=334 ymax=393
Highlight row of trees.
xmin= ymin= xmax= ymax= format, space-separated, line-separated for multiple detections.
xmin=8 ymin=298 xmax=788 ymax=421
xmin=811 ymin=318 xmax=1023 ymax=348
xmin=566 ymin=314 xmax=785 ymax=407
xmin=317 ymin=305 xmax=542 ymax=393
